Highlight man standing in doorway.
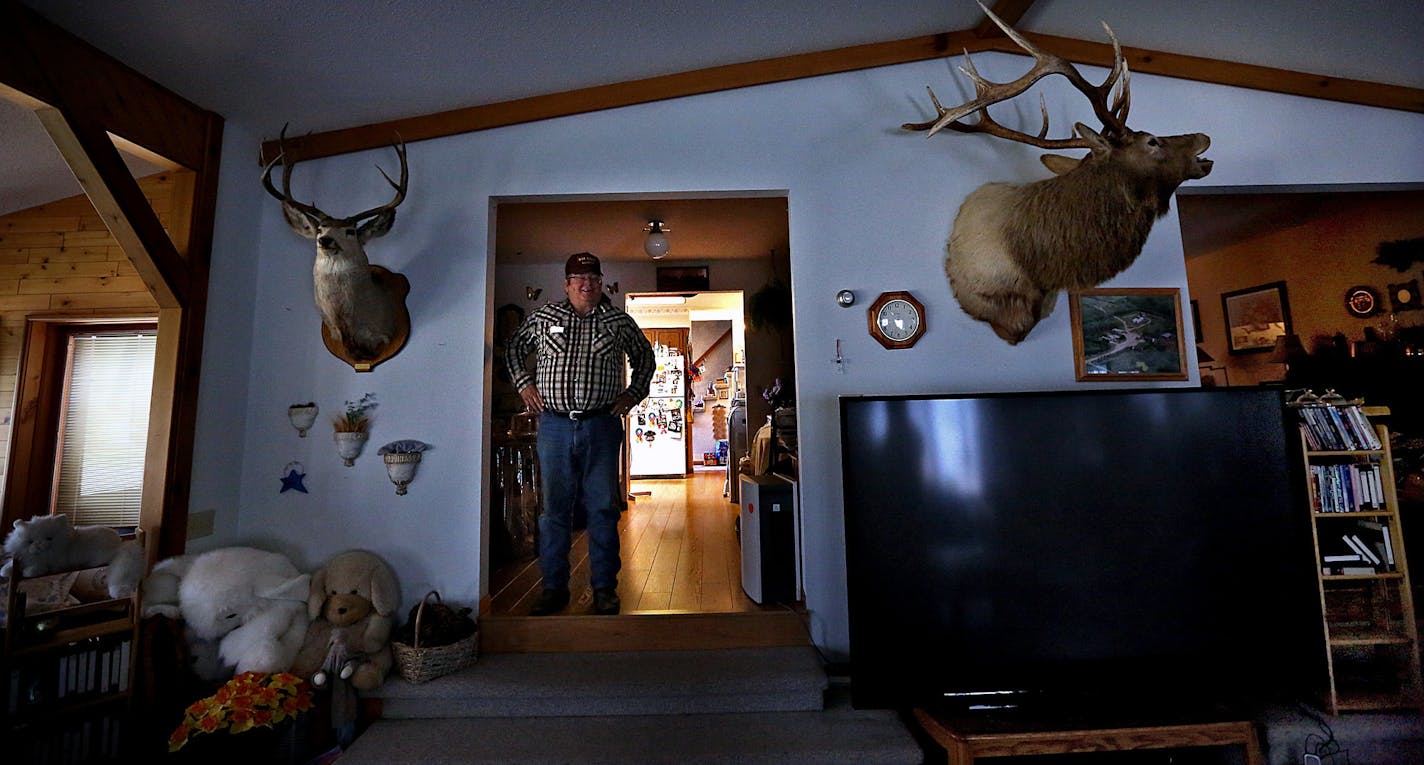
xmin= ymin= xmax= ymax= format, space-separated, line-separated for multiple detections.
xmin=506 ymin=252 xmax=655 ymax=615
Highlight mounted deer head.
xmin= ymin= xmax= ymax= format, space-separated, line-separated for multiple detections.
xmin=262 ymin=128 xmax=412 ymax=371
xmin=905 ymin=2 xmax=1212 ymax=345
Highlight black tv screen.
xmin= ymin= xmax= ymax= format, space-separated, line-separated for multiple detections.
xmin=840 ymin=387 xmax=1321 ymax=715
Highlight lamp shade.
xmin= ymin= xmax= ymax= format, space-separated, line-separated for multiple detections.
xmin=1269 ymin=333 xmax=1306 ymax=363
xmin=644 ymin=220 xmax=670 ymax=259
xmin=644 ymin=232 xmax=670 ymax=259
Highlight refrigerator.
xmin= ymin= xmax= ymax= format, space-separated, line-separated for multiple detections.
xmin=628 ymin=345 xmax=688 ymax=476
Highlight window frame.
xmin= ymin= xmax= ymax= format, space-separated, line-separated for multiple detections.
xmin=2 ymin=317 xmax=157 ymax=530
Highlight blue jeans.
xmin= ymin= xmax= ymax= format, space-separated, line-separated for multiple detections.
xmin=536 ymin=413 xmax=624 ymax=591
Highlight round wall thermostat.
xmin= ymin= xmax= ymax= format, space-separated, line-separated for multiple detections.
xmin=836 ymin=289 xmax=856 ymax=307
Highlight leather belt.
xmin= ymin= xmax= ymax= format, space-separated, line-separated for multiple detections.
xmin=548 ymin=406 xmax=613 ymax=421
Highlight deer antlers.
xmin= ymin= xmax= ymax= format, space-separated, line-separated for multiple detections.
xmin=903 ymin=1 xmax=1131 ymax=149
xmin=260 ymin=125 xmax=408 ymax=223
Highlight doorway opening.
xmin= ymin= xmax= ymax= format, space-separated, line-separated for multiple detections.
xmin=485 ymin=192 xmax=799 ymax=628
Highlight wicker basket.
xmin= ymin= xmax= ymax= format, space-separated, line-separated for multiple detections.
xmin=390 ymin=591 xmax=478 ymax=684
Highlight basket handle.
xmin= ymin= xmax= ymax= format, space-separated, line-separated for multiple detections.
xmin=412 ymin=590 xmax=441 ymax=650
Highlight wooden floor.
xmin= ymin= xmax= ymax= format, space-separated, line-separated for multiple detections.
xmin=489 ymin=469 xmax=780 ymax=616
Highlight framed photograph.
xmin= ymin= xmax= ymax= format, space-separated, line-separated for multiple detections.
xmin=1220 ymin=281 xmax=1292 ymax=354
xmin=656 ymin=266 xmax=709 ymax=292
xmin=1069 ymin=288 xmax=1187 ymax=382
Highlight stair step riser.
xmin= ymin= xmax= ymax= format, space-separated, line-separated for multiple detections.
xmin=382 ymin=690 xmax=825 ymax=719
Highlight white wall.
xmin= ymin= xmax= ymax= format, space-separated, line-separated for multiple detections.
xmin=190 ymin=54 xmax=1424 ymax=659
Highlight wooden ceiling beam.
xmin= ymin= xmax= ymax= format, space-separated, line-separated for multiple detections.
xmin=262 ymin=19 xmax=1423 ymax=166
xmin=34 ymin=106 xmax=185 ymax=307
xmin=991 ymin=32 xmax=1424 ymax=116
xmin=1 ymin=1 xmax=215 ymax=170
xmin=260 ymin=30 xmax=983 ymax=165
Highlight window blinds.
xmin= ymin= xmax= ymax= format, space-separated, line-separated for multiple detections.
xmin=53 ymin=332 xmax=156 ymax=528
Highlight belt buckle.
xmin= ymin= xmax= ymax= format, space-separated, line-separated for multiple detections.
xmin=567 ymin=410 xmax=583 ymax=420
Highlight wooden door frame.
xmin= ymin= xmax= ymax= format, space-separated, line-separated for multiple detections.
xmin=1 ymin=4 xmax=223 ymax=559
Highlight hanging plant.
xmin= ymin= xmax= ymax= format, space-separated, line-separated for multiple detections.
xmin=747 ymin=279 xmax=792 ymax=333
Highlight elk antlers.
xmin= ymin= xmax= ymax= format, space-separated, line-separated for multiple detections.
xmin=260 ymin=125 xmax=408 ymax=224
xmin=903 ymin=1 xmax=1131 ymax=149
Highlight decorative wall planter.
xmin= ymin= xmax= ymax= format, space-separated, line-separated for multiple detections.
xmin=333 ymin=431 xmax=368 ymax=467
xmin=383 ymin=452 xmax=421 ymax=495
xmin=378 ymin=440 xmax=431 ymax=495
xmin=288 ymin=403 xmax=319 ymax=437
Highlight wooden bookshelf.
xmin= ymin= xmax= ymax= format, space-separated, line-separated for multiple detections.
xmin=2 ymin=536 xmax=145 ymax=761
xmin=1296 ymin=404 xmax=1424 ymax=713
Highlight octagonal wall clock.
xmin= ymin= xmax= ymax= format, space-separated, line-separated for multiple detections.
xmin=867 ymin=291 xmax=926 ymax=349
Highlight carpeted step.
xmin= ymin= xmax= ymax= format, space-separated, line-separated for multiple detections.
xmin=338 ymin=704 xmax=925 ymax=764
xmin=1261 ymin=705 xmax=1424 ymax=765
xmin=374 ymin=647 xmax=828 ymax=719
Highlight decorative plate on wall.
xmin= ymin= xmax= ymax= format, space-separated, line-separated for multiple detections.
xmin=1344 ymin=285 xmax=1381 ymax=318
xmin=1389 ymin=279 xmax=1422 ymax=312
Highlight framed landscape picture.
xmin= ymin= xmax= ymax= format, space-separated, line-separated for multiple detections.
xmin=1221 ymin=281 xmax=1291 ymax=354
xmin=1069 ymin=288 xmax=1187 ymax=382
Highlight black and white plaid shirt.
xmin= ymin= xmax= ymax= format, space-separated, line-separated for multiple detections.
xmin=505 ymin=299 xmax=655 ymax=413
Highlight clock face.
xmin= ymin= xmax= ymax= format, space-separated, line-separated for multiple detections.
xmin=877 ymin=299 xmax=920 ymax=340
xmin=867 ymin=291 xmax=926 ymax=349
xmin=1345 ymin=286 xmax=1379 ymax=317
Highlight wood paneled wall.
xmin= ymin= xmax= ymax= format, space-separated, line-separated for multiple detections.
xmin=0 ymin=172 xmax=169 ymax=485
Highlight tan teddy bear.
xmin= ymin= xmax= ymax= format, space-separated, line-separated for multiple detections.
xmin=291 ymin=550 xmax=398 ymax=691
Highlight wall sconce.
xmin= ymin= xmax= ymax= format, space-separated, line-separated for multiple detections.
xmin=644 ymin=220 xmax=670 ymax=260
xmin=378 ymin=440 xmax=431 ymax=496
xmin=526 ymin=286 xmax=542 ymax=301
xmin=288 ymin=402 xmax=319 ymax=437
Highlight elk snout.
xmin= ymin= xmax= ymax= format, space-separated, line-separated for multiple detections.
xmin=1189 ymin=134 xmax=1213 ymax=179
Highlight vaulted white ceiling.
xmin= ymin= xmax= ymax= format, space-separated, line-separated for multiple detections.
xmin=4 ymin=0 xmax=1422 ymax=218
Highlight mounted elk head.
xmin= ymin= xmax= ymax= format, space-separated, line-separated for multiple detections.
xmin=262 ymin=130 xmax=412 ymax=371
xmin=905 ymin=3 xmax=1213 ymax=345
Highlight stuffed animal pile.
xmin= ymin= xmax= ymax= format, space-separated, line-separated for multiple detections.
xmin=140 ymin=546 xmax=311 ymax=679
xmin=1 ymin=514 xmax=144 ymax=598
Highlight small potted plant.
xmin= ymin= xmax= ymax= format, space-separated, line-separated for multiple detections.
xmin=378 ymin=439 xmax=431 ymax=495
xmin=332 ymin=393 xmax=377 ymax=466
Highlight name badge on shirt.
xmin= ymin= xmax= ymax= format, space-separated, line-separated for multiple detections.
xmin=549 ymin=326 xmax=564 ymax=334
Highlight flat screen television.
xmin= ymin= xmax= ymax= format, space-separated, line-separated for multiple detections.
xmin=840 ymin=387 xmax=1321 ymax=718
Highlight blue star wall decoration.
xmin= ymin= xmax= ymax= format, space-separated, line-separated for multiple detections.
xmin=280 ymin=462 xmax=308 ymax=494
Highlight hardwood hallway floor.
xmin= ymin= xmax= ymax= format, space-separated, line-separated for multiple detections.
xmin=488 ymin=469 xmax=784 ymax=616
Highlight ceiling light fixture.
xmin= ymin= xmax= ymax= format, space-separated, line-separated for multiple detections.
xmin=644 ymin=220 xmax=670 ymax=260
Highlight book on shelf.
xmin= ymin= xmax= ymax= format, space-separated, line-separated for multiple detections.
xmin=1306 ymin=462 xmax=1387 ymax=512
xmin=1344 ymin=534 xmax=1381 ymax=565
xmin=1294 ymin=401 xmax=1380 ymax=451
xmin=1319 ymin=518 xmax=1396 ymax=573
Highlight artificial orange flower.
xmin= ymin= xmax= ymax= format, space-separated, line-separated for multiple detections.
xmin=168 ymin=672 xmax=314 ymax=752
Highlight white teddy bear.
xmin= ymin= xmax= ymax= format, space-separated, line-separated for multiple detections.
xmin=159 ymin=547 xmax=312 ymax=678
xmin=1 ymin=514 xmax=144 ymax=598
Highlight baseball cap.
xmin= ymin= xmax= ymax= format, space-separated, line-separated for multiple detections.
xmin=565 ymin=252 xmax=602 ymax=277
